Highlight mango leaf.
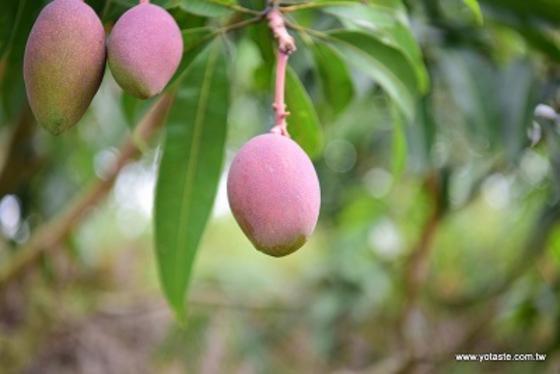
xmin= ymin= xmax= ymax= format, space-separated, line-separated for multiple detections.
xmin=166 ymin=6 xmax=208 ymax=29
xmin=408 ymin=96 xmax=436 ymax=170
xmin=285 ymin=67 xmax=323 ymax=159
xmin=121 ymin=93 xmax=155 ymax=128
xmin=169 ymin=27 xmax=215 ymax=87
xmin=155 ymin=41 xmax=229 ymax=319
xmin=0 ymin=0 xmax=42 ymax=121
xmin=290 ymin=0 xmax=377 ymax=9
xmin=0 ymin=0 xmax=23 ymax=58
xmin=248 ymin=22 xmax=275 ymax=91
xmin=99 ymin=0 xmax=170 ymax=23
xmin=391 ymin=103 xmax=407 ymax=178
xmin=438 ymin=51 xmax=500 ymax=146
xmin=121 ymin=93 xmax=143 ymax=126
xmin=499 ymin=60 xmax=538 ymax=161
xmin=324 ymin=4 xmax=429 ymax=93
xmin=479 ymin=0 xmax=560 ymax=26
xmin=310 ymin=41 xmax=354 ymax=115
xmin=463 ymin=0 xmax=484 ymax=25
xmin=490 ymin=17 xmax=560 ymax=62
xmin=327 ymin=30 xmax=419 ymax=120
xmin=173 ymin=0 xmax=233 ymax=17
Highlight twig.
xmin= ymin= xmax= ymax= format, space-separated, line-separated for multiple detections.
xmin=284 ymin=20 xmax=329 ymax=39
xmin=398 ymin=171 xmax=444 ymax=345
xmin=281 ymin=1 xmax=357 ymax=13
xmin=267 ymin=6 xmax=296 ymax=136
xmin=0 ymin=94 xmax=175 ymax=287
xmin=217 ymin=15 xmax=263 ymax=35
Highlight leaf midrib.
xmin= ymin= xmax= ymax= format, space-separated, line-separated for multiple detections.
xmin=330 ymin=33 xmax=415 ymax=117
xmin=172 ymin=45 xmax=220 ymax=307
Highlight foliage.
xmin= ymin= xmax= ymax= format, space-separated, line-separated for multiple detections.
xmin=0 ymin=0 xmax=559 ymax=372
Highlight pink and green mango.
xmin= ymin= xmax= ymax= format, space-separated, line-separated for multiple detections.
xmin=24 ymin=0 xmax=106 ymax=135
xmin=107 ymin=3 xmax=183 ymax=99
xmin=227 ymin=134 xmax=321 ymax=257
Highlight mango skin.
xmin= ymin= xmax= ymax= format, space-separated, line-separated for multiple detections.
xmin=227 ymin=134 xmax=321 ymax=257
xmin=107 ymin=4 xmax=183 ymax=99
xmin=23 ymin=0 xmax=106 ymax=135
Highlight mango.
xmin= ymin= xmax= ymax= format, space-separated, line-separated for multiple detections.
xmin=227 ymin=134 xmax=321 ymax=257
xmin=107 ymin=3 xmax=183 ymax=99
xmin=23 ymin=0 xmax=106 ymax=135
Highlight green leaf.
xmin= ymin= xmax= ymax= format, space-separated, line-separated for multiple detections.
xmin=169 ymin=27 xmax=215 ymax=87
xmin=391 ymin=104 xmax=407 ymax=178
xmin=499 ymin=60 xmax=538 ymax=161
xmin=463 ymin=0 xmax=484 ymax=25
xmin=310 ymin=41 xmax=354 ymax=115
xmin=0 ymin=0 xmax=24 ymax=58
xmin=121 ymin=93 xmax=154 ymax=128
xmin=480 ymin=0 xmax=560 ymax=27
xmin=324 ymin=3 xmax=429 ymax=93
xmin=327 ymin=30 xmax=419 ymax=120
xmin=247 ymin=22 xmax=275 ymax=91
xmin=494 ymin=18 xmax=560 ymax=62
xmin=0 ymin=0 xmax=42 ymax=121
xmin=285 ymin=67 xmax=324 ymax=159
xmin=439 ymin=51 xmax=500 ymax=146
xmin=309 ymin=0 xmax=398 ymax=9
xmin=166 ymin=6 xmax=208 ymax=29
xmin=173 ymin=0 xmax=233 ymax=17
xmin=155 ymin=41 xmax=229 ymax=319
xmin=121 ymin=93 xmax=141 ymax=126
xmin=404 ymin=95 xmax=436 ymax=172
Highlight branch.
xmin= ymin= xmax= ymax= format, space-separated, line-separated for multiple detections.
xmin=281 ymin=1 xmax=356 ymax=13
xmin=404 ymin=176 xmax=442 ymax=296
xmin=267 ymin=7 xmax=296 ymax=136
xmin=0 ymin=93 xmax=175 ymax=287
xmin=397 ymin=171 xmax=445 ymax=345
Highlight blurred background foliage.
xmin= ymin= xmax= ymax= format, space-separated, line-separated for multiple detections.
xmin=0 ymin=0 xmax=560 ymax=372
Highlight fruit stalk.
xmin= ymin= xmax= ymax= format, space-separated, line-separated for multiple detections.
xmin=267 ymin=7 xmax=296 ymax=136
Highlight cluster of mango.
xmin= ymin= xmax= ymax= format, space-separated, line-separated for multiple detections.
xmin=24 ymin=0 xmax=182 ymax=134
xmin=24 ymin=0 xmax=320 ymax=257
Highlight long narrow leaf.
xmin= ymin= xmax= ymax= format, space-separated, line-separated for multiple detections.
xmin=285 ymin=67 xmax=324 ymax=159
xmin=463 ymin=0 xmax=484 ymax=25
xmin=155 ymin=41 xmax=229 ymax=319
xmin=327 ymin=30 xmax=419 ymax=120
xmin=324 ymin=4 xmax=429 ymax=93
xmin=310 ymin=41 xmax=354 ymax=115
xmin=175 ymin=0 xmax=233 ymax=17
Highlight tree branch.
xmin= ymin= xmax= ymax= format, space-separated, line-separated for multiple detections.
xmin=397 ymin=171 xmax=445 ymax=348
xmin=0 ymin=93 xmax=175 ymax=287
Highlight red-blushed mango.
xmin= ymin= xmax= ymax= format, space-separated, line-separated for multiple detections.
xmin=23 ymin=0 xmax=106 ymax=135
xmin=227 ymin=134 xmax=321 ymax=257
xmin=107 ymin=3 xmax=183 ymax=99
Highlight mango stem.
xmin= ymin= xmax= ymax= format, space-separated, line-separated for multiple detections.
xmin=267 ymin=6 xmax=296 ymax=137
